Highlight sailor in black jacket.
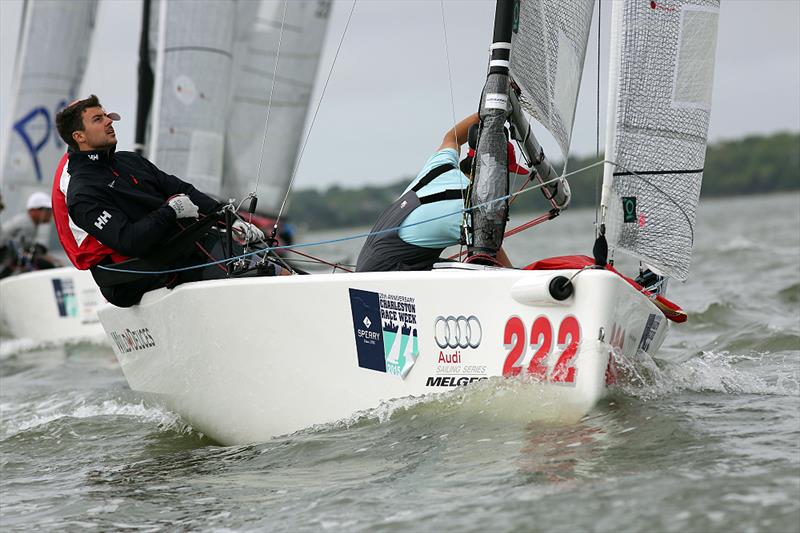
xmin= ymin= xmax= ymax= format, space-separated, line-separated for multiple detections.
xmin=54 ymin=95 xmax=263 ymax=307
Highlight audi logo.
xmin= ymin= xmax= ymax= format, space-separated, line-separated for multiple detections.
xmin=434 ymin=315 xmax=482 ymax=349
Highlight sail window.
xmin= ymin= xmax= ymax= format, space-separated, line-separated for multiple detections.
xmin=672 ymin=6 xmax=719 ymax=110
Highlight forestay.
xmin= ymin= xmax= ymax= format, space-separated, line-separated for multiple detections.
xmin=602 ymin=0 xmax=720 ymax=281
xmin=149 ymin=0 xmax=236 ymax=198
xmin=509 ymin=0 xmax=595 ymax=160
xmin=221 ymin=0 xmax=331 ymax=215
xmin=0 ymin=0 xmax=97 ymax=221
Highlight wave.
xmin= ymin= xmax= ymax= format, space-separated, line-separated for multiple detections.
xmin=777 ymin=281 xmax=800 ymax=305
xmin=0 ymin=398 xmax=192 ymax=439
xmin=0 ymin=334 xmax=109 ymax=359
xmin=611 ymin=348 xmax=799 ymax=400
xmin=689 ymin=301 xmax=737 ymax=327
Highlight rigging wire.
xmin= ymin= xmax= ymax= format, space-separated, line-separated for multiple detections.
xmin=99 ymin=158 xmax=613 ymax=276
xmin=594 ymin=0 xmax=602 ymax=237
xmin=271 ymin=0 xmax=358 ymax=233
xmin=249 ymin=0 xmax=289 ymax=221
xmin=438 ymin=0 xmax=468 ymax=262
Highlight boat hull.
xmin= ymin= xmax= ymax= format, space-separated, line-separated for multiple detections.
xmin=0 ymin=266 xmax=105 ymax=342
xmin=99 ymin=267 xmax=669 ymax=445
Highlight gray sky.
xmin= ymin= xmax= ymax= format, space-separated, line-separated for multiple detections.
xmin=1 ymin=0 xmax=798 ymax=192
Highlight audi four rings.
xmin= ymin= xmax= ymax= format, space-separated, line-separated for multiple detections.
xmin=434 ymin=315 xmax=482 ymax=349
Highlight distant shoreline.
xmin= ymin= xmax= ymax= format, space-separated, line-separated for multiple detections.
xmin=289 ymin=131 xmax=800 ymax=230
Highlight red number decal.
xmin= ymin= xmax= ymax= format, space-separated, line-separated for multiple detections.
xmin=552 ymin=316 xmax=580 ymax=383
xmin=503 ymin=316 xmax=525 ymax=376
xmin=527 ymin=316 xmax=552 ymax=379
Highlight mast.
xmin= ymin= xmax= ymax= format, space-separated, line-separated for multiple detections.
xmin=468 ymin=0 xmax=515 ymax=258
xmin=134 ymin=0 xmax=154 ymax=155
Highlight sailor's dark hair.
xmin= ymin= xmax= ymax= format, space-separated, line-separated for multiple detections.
xmin=56 ymin=94 xmax=101 ymax=151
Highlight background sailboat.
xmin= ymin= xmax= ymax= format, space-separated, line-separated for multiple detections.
xmin=0 ymin=0 xmax=105 ymax=343
xmin=141 ymin=0 xmax=330 ymax=237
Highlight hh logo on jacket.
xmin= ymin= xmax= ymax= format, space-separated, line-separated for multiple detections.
xmin=94 ymin=210 xmax=112 ymax=229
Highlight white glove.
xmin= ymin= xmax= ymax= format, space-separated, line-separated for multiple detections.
xmin=232 ymin=220 xmax=265 ymax=244
xmin=167 ymin=194 xmax=199 ymax=219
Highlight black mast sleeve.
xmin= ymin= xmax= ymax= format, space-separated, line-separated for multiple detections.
xmin=135 ymin=0 xmax=154 ymax=155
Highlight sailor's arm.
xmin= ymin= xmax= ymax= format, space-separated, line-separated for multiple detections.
xmin=139 ymin=154 xmax=220 ymax=214
xmin=68 ymin=194 xmax=177 ymax=258
xmin=438 ymin=112 xmax=480 ymax=152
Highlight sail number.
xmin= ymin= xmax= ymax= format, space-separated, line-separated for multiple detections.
xmin=503 ymin=315 xmax=581 ymax=383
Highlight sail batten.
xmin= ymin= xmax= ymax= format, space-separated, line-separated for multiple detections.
xmin=602 ymin=0 xmax=720 ymax=281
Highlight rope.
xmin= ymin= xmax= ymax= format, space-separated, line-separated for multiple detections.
xmin=99 ymin=159 xmax=609 ymax=276
xmin=250 ymin=0 xmax=289 ymax=211
xmin=272 ymin=0 xmax=358 ymax=231
xmin=102 ymin=158 xmax=693 ymax=276
xmin=439 ymin=0 xmax=462 ymax=203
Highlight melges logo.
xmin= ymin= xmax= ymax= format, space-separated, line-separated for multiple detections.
xmin=110 ymin=327 xmax=156 ymax=354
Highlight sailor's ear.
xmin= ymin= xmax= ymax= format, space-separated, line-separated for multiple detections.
xmin=72 ymin=130 xmax=85 ymax=144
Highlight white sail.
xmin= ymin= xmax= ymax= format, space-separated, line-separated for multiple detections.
xmin=510 ymin=0 xmax=595 ymax=160
xmin=149 ymin=0 xmax=236 ymax=198
xmin=221 ymin=0 xmax=332 ymax=215
xmin=0 ymin=0 xmax=97 ymax=219
xmin=601 ymin=0 xmax=720 ymax=281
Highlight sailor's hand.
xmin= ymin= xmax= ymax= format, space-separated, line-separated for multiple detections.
xmin=232 ymin=220 xmax=265 ymax=244
xmin=167 ymin=194 xmax=199 ymax=219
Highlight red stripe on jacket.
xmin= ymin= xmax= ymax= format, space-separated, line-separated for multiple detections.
xmin=51 ymin=152 xmax=129 ymax=269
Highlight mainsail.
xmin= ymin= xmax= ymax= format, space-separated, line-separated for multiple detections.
xmin=221 ymin=0 xmax=331 ymax=215
xmin=601 ymin=0 xmax=720 ymax=281
xmin=510 ymin=0 xmax=595 ymax=160
xmin=0 ymin=0 xmax=97 ymax=219
xmin=149 ymin=0 xmax=236 ymax=198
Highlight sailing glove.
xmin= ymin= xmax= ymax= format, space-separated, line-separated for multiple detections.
xmin=167 ymin=194 xmax=200 ymax=219
xmin=232 ymin=220 xmax=265 ymax=244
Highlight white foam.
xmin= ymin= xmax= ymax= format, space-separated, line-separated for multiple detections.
xmin=2 ymin=398 xmax=189 ymax=438
xmin=610 ymin=346 xmax=800 ymax=399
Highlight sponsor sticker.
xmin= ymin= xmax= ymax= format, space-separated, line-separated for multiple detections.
xmin=484 ymin=92 xmax=509 ymax=110
xmin=622 ymin=196 xmax=637 ymax=223
xmin=109 ymin=327 xmax=156 ymax=354
xmin=431 ymin=315 xmax=487 ymax=379
xmin=348 ymin=289 xmax=419 ymax=378
xmin=51 ymin=278 xmax=78 ymax=318
xmin=637 ymin=313 xmax=662 ymax=353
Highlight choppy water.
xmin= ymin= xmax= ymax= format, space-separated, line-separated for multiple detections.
xmin=1 ymin=193 xmax=798 ymax=532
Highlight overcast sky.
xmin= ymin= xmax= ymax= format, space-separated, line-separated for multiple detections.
xmin=1 ymin=0 xmax=798 ymax=192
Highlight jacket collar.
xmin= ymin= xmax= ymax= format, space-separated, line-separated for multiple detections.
xmin=70 ymin=145 xmax=116 ymax=165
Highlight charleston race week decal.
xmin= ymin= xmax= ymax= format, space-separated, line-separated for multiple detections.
xmin=348 ymin=289 xmax=419 ymax=378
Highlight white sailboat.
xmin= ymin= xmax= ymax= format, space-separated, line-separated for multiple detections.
xmin=98 ymin=0 xmax=720 ymax=446
xmin=0 ymin=0 xmax=104 ymax=343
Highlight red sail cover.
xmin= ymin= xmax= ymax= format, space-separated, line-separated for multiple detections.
xmin=524 ymin=255 xmax=687 ymax=323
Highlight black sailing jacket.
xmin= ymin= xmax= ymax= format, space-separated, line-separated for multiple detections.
xmin=66 ymin=147 xmax=219 ymax=259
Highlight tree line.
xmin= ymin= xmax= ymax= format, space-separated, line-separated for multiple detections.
xmin=288 ymin=131 xmax=799 ymax=230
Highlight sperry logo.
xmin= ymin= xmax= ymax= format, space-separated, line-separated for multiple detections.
xmin=94 ymin=210 xmax=112 ymax=229
xmin=88 ymin=154 xmax=99 ymax=161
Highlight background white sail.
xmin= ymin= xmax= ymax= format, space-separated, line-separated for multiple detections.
xmin=602 ymin=0 xmax=720 ymax=281
xmin=509 ymin=0 xmax=595 ymax=160
xmin=0 ymin=0 xmax=97 ymax=220
xmin=149 ymin=0 xmax=236 ymax=198
xmin=221 ymin=0 xmax=332 ymax=215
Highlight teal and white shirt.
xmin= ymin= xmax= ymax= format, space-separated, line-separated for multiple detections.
xmin=398 ymin=148 xmax=468 ymax=249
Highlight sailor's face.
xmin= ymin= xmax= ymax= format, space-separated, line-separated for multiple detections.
xmin=78 ymin=106 xmax=117 ymax=150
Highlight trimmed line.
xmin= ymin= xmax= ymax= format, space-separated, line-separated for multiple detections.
xmin=613 ymin=168 xmax=703 ymax=176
